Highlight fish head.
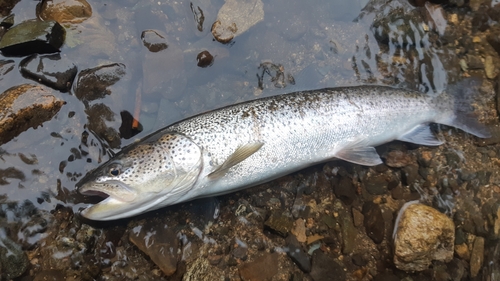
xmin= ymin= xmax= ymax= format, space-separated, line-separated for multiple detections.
xmin=77 ymin=133 xmax=203 ymax=220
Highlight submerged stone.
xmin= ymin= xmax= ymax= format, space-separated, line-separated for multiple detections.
xmin=0 ymin=19 xmax=65 ymax=56
xmin=20 ymin=53 xmax=77 ymax=92
xmin=73 ymin=63 xmax=126 ymax=102
xmin=0 ymin=84 xmax=64 ymax=145
xmin=37 ymin=0 xmax=92 ymax=24
xmin=141 ymin=29 xmax=168 ymax=52
xmin=211 ymin=0 xmax=264 ymax=43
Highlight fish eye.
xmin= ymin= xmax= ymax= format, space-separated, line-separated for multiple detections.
xmin=109 ymin=167 xmax=121 ymax=176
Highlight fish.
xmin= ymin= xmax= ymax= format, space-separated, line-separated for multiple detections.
xmin=76 ymin=79 xmax=490 ymax=220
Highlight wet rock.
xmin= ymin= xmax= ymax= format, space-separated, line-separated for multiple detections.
xmin=333 ymin=176 xmax=356 ymax=204
xmin=333 ymin=200 xmax=357 ymax=254
xmin=352 ymin=207 xmax=364 ymax=227
xmin=0 ymin=19 xmax=65 ymax=56
xmin=129 ymin=222 xmax=179 ymax=276
xmin=0 ymin=0 xmax=19 ymax=17
xmin=232 ymin=245 xmax=248 ymax=260
xmin=393 ymin=203 xmax=455 ymax=271
xmin=362 ymin=202 xmax=385 ymax=244
xmin=184 ymin=258 xmax=224 ymax=281
xmin=264 ymin=211 xmax=294 ymax=237
xmin=286 ymin=234 xmax=311 ymax=272
xmin=310 ymin=250 xmax=346 ymax=281
xmin=212 ymin=0 xmax=264 ymax=43
xmin=487 ymin=27 xmax=500 ymax=57
xmin=467 ymin=54 xmax=484 ymax=70
xmin=33 ymin=270 xmax=66 ymax=281
xmin=373 ymin=272 xmax=400 ymax=281
xmin=197 ymin=50 xmax=214 ymax=68
xmin=20 ymin=54 xmax=77 ymax=92
xmin=141 ymin=29 xmax=168 ymax=52
xmin=362 ymin=173 xmax=390 ymax=195
xmin=385 ymin=150 xmax=414 ymax=168
xmin=454 ymin=243 xmax=470 ymax=260
xmin=73 ymin=63 xmax=126 ymax=102
xmin=0 ymin=229 xmax=29 ymax=279
xmin=401 ymin=164 xmax=420 ymax=186
xmin=238 ymin=252 xmax=279 ymax=281
xmin=0 ymin=84 xmax=64 ymax=145
xmin=470 ymin=236 xmax=484 ymax=278
xmin=37 ymin=0 xmax=92 ymax=24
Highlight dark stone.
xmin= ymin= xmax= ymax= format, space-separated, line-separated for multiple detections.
xmin=0 ymin=59 xmax=14 ymax=78
xmin=310 ymin=250 xmax=345 ymax=281
xmin=141 ymin=29 xmax=168 ymax=52
xmin=264 ymin=211 xmax=294 ymax=237
xmin=128 ymin=221 xmax=179 ymax=276
xmin=362 ymin=173 xmax=389 ymax=195
xmin=238 ymin=252 xmax=279 ymax=281
xmin=1 ymin=14 xmax=14 ymax=28
xmin=0 ymin=0 xmax=20 ymax=17
xmin=285 ymin=234 xmax=311 ymax=272
xmin=232 ymin=246 xmax=248 ymax=260
xmin=351 ymin=253 xmax=367 ymax=266
xmin=471 ymin=4 xmax=490 ymax=32
xmin=0 ymin=19 xmax=65 ymax=57
xmin=20 ymin=53 xmax=77 ymax=92
xmin=73 ymin=63 xmax=126 ymax=102
xmin=489 ymin=27 xmax=500 ymax=57
xmin=362 ymin=202 xmax=385 ymax=244
xmin=372 ymin=272 xmax=400 ymax=281
xmin=196 ymin=50 xmax=214 ymax=68
xmin=333 ymin=176 xmax=356 ymax=204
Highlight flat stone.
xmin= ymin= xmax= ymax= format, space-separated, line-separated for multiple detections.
xmin=141 ymin=29 xmax=168 ymax=53
xmin=291 ymin=219 xmax=307 ymax=243
xmin=470 ymin=236 xmax=484 ymax=278
xmin=264 ymin=211 xmax=294 ymax=237
xmin=212 ymin=0 xmax=264 ymax=43
xmin=393 ymin=203 xmax=455 ymax=271
xmin=333 ymin=200 xmax=357 ymax=254
xmin=0 ymin=84 xmax=63 ymax=145
xmin=310 ymin=250 xmax=346 ymax=281
xmin=0 ymin=19 xmax=65 ymax=56
xmin=37 ymin=0 xmax=92 ymax=24
xmin=238 ymin=252 xmax=279 ymax=281
xmin=20 ymin=53 xmax=77 ymax=92
xmin=362 ymin=173 xmax=390 ymax=195
xmin=129 ymin=222 xmax=179 ymax=276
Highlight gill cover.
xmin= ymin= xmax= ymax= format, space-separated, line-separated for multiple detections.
xmin=77 ymin=133 xmax=203 ymax=220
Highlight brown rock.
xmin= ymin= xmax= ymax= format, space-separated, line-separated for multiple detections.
xmin=37 ymin=0 xmax=92 ymax=24
xmin=385 ymin=150 xmax=415 ymax=168
xmin=238 ymin=252 xmax=279 ymax=281
xmin=393 ymin=203 xmax=455 ymax=271
xmin=0 ymin=84 xmax=63 ymax=145
xmin=470 ymin=236 xmax=484 ymax=278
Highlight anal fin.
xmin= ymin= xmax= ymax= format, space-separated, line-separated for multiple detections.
xmin=397 ymin=124 xmax=443 ymax=146
xmin=335 ymin=147 xmax=383 ymax=166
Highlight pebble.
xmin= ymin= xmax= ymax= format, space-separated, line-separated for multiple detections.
xmin=128 ymin=222 xmax=179 ymax=276
xmin=196 ymin=50 xmax=214 ymax=68
xmin=362 ymin=202 xmax=385 ymax=244
xmin=291 ymin=219 xmax=307 ymax=243
xmin=0 ymin=84 xmax=63 ymax=145
xmin=393 ymin=203 xmax=455 ymax=271
xmin=485 ymin=56 xmax=497 ymax=79
xmin=470 ymin=236 xmax=484 ymax=278
xmin=141 ymin=29 xmax=168 ymax=53
xmin=0 ymin=19 xmax=65 ymax=56
xmin=333 ymin=200 xmax=357 ymax=254
xmin=362 ymin=173 xmax=390 ymax=195
xmin=20 ymin=53 xmax=78 ymax=92
xmin=333 ymin=176 xmax=356 ymax=204
xmin=352 ymin=208 xmax=364 ymax=227
xmin=454 ymin=243 xmax=470 ymax=260
xmin=238 ymin=252 xmax=279 ymax=281
xmin=385 ymin=150 xmax=414 ymax=168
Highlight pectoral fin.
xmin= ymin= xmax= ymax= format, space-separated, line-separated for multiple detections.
xmin=335 ymin=147 xmax=383 ymax=166
xmin=397 ymin=124 xmax=443 ymax=146
xmin=208 ymin=142 xmax=264 ymax=179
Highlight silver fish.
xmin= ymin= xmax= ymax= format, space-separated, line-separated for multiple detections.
xmin=77 ymin=79 xmax=489 ymax=220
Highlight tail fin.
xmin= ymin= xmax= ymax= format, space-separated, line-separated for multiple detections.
xmin=437 ymin=78 xmax=490 ymax=138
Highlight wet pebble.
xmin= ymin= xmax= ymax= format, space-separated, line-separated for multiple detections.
xmin=141 ymin=29 xmax=168 ymax=52
xmin=73 ymin=63 xmax=126 ymax=102
xmin=37 ymin=0 xmax=92 ymax=24
xmin=286 ymin=234 xmax=311 ymax=272
xmin=362 ymin=201 xmax=385 ymax=244
xmin=484 ymin=56 xmax=497 ymax=79
xmin=196 ymin=50 xmax=214 ymax=68
xmin=385 ymin=150 xmax=414 ymax=168
xmin=310 ymin=250 xmax=345 ymax=281
xmin=470 ymin=236 xmax=484 ymax=278
xmin=128 ymin=222 xmax=179 ymax=276
xmin=362 ymin=173 xmax=390 ymax=195
xmin=0 ymin=84 xmax=63 ymax=145
xmin=0 ymin=19 xmax=65 ymax=56
xmin=332 ymin=176 xmax=356 ymax=204
xmin=333 ymin=200 xmax=357 ymax=253
xmin=393 ymin=203 xmax=454 ymax=271
xmin=238 ymin=252 xmax=279 ymax=281
xmin=20 ymin=53 xmax=77 ymax=92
